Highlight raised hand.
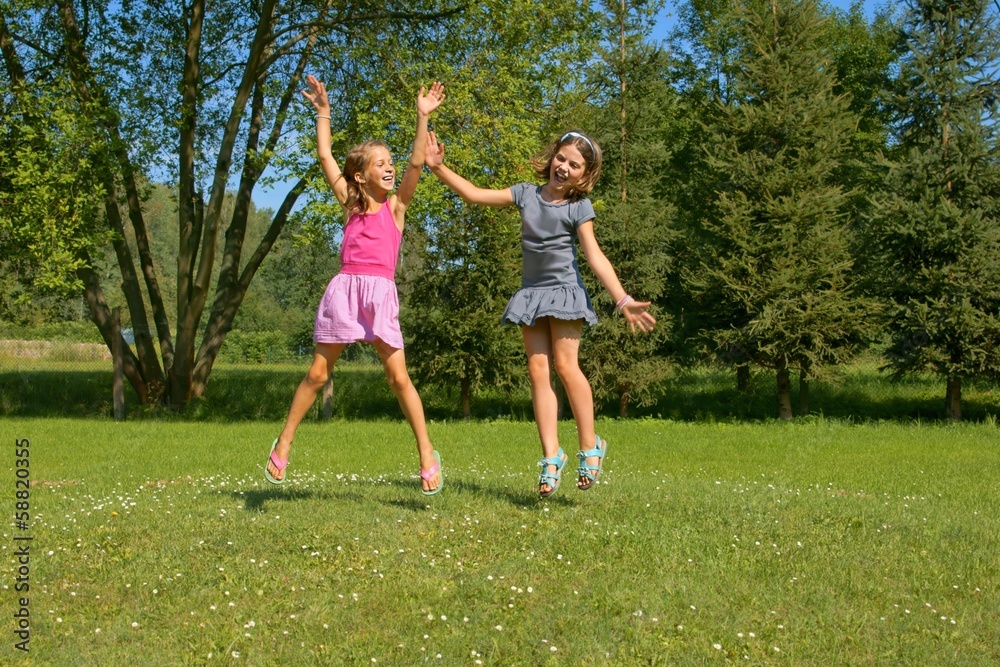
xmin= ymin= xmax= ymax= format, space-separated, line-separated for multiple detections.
xmin=425 ymin=131 xmax=445 ymax=169
xmin=301 ymin=74 xmax=331 ymax=114
xmin=416 ymin=81 xmax=445 ymax=117
xmin=622 ymin=300 xmax=656 ymax=333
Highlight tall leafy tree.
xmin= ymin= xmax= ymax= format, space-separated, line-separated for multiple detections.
xmin=691 ymin=0 xmax=873 ymax=419
xmin=0 ymin=0 xmax=467 ymax=407
xmin=869 ymin=0 xmax=1000 ymax=420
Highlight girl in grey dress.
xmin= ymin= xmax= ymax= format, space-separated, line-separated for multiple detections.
xmin=425 ymin=129 xmax=656 ymax=497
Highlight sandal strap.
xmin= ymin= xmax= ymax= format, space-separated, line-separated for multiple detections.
xmin=537 ymin=448 xmax=566 ymax=484
xmin=420 ymin=463 xmax=439 ymax=481
xmin=577 ymin=436 xmax=606 ymax=461
xmin=576 ymin=436 xmax=606 ymax=480
xmin=269 ymin=450 xmax=288 ymax=472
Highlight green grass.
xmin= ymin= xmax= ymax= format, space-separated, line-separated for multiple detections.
xmin=4 ymin=418 xmax=998 ymax=665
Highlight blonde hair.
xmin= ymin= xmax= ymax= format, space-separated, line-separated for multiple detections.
xmin=530 ymin=130 xmax=602 ymax=201
xmin=342 ymin=140 xmax=391 ymax=214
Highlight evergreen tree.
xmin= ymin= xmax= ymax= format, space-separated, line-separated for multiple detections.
xmin=869 ymin=0 xmax=1000 ymax=420
xmin=692 ymin=0 xmax=873 ymax=419
xmin=574 ymin=0 xmax=677 ymax=417
xmin=399 ymin=1 xmax=597 ymax=418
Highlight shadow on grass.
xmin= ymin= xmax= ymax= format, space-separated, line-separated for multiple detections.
xmin=229 ymin=477 xmax=572 ymax=513
xmin=3 ymin=360 xmax=997 ymax=423
xmin=236 ymin=487 xmax=366 ymax=513
xmin=447 ymin=477 xmax=574 ymax=507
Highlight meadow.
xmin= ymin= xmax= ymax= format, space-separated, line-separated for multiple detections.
xmin=2 ymin=415 xmax=998 ymax=666
xmin=2 ymin=360 xmax=999 ymax=665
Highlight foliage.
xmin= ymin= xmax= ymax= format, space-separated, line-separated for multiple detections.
xmin=690 ymin=0 xmax=876 ymax=419
xmin=868 ymin=0 xmax=1000 ymax=420
xmin=0 ymin=74 xmax=114 ymax=301
xmin=0 ymin=0 xmax=471 ymax=408
xmin=572 ymin=0 xmax=678 ymax=416
xmin=397 ymin=0 xmax=600 ymax=416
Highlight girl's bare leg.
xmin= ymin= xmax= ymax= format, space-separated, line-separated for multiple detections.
xmin=548 ymin=319 xmax=599 ymax=488
xmin=268 ymin=342 xmax=347 ymax=481
xmin=522 ymin=319 xmax=562 ymax=494
xmin=373 ymin=339 xmax=440 ymax=493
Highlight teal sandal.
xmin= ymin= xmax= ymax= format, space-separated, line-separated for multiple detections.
xmin=577 ymin=436 xmax=608 ymax=491
xmin=538 ymin=448 xmax=568 ymax=498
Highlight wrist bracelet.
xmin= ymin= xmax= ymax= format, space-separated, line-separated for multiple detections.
xmin=316 ymin=114 xmax=331 ymax=120
xmin=616 ymin=295 xmax=633 ymax=312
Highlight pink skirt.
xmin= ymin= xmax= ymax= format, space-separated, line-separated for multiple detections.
xmin=313 ymin=273 xmax=404 ymax=349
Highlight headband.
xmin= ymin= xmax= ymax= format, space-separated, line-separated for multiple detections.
xmin=560 ymin=131 xmax=596 ymax=154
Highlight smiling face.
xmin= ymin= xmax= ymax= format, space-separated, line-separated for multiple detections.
xmin=545 ymin=142 xmax=588 ymax=199
xmin=356 ymin=146 xmax=396 ymax=196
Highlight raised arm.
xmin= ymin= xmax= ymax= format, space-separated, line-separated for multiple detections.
xmin=425 ymin=132 xmax=514 ymax=207
xmin=576 ymin=221 xmax=656 ymax=333
xmin=301 ymin=75 xmax=348 ymax=206
xmin=394 ymin=82 xmax=445 ymax=211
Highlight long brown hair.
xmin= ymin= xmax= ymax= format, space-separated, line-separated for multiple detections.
xmin=342 ymin=140 xmax=391 ymax=214
xmin=530 ymin=130 xmax=602 ymax=201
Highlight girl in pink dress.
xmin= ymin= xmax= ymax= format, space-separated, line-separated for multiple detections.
xmin=264 ymin=75 xmax=445 ymax=495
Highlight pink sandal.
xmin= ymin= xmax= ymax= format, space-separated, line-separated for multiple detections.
xmin=263 ymin=438 xmax=288 ymax=485
xmin=420 ymin=450 xmax=443 ymax=496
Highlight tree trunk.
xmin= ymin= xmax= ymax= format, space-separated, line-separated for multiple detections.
xmin=555 ymin=379 xmax=566 ymax=420
xmin=799 ymin=365 xmax=810 ymax=416
xmin=461 ymin=375 xmax=472 ymax=420
xmin=737 ymin=364 xmax=751 ymax=393
xmin=111 ymin=307 xmax=125 ymax=421
xmin=58 ymin=0 xmax=166 ymax=399
xmin=321 ymin=376 xmax=334 ymax=421
xmin=945 ymin=376 xmax=961 ymax=421
xmin=618 ymin=390 xmax=629 ymax=418
xmin=190 ymin=42 xmax=314 ymax=397
xmin=776 ymin=365 xmax=793 ymax=420
xmin=78 ymin=262 xmax=149 ymax=403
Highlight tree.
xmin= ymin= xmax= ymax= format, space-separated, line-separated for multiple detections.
xmin=691 ymin=0 xmax=873 ymax=419
xmin=400 ymin=1 xmax=599 ymax=418
xmin=0 ymin=0 xmax=467 ymax=408
xmin=869 ymin=0 xmax=1000 ymax=420
xmin=572 ymin=0 xmax=677 ymax=417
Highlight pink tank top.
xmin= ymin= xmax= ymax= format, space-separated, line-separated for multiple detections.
xmin=338 ymin=200 xmax=402 ymax=280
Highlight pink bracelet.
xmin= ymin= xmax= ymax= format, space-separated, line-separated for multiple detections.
xmin=615 ymin=295 xmax=633 ymax=312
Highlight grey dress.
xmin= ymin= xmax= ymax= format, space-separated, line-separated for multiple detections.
xmin=501 ymin=183 xmax=599 ymax=327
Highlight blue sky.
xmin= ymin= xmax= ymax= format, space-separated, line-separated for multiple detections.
xmin=251 ymin=0 xmax=888 ymax=212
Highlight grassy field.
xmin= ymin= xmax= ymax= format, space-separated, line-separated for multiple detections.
xmin=2 ymin=357 xmax=1000 ymax=422
xmin=3 ymin=417 xmax=998 ymax=665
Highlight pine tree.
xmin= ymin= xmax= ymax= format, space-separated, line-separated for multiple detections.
xmin=692 ymin=0 xmax=873 ymax=419
xmin=574 ymin=0 xmax=677 ymax=417
xmin=869 ymin=0 xmax=1000 ymax=420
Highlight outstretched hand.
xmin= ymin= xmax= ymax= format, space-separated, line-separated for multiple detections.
xmin=301 ymin=74 xmax=330 ymax=114
xmin=417 ymin=81 xmax=445 ymax=117
xmin=425 ymin=131 xmax=445 ymax=168
xmin=622 ymin=300 xmax=656 ymax=333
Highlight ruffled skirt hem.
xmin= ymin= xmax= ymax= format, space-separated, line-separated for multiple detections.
xmin=501 ymin=284 xmax=598 ymax=327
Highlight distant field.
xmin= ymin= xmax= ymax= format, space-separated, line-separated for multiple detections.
xmin=3 ymin=418 xmax=998 ymax=665
xmin=1 ymin=357 xmax=998 ymax=423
